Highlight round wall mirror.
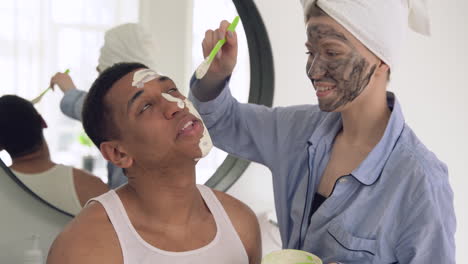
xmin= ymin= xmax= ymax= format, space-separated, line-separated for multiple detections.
xmin=0 ymin=0 xmax=273 ymax=216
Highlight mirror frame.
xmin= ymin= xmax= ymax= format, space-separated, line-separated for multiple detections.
xmin=205 ymin=0 xmax=274 ymax=191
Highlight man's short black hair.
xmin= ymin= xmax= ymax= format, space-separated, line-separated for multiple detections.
xmin=0 ymin=95 xmax=44 ymax=158
xmin=82 ymin=62 xmax=148 ymax=148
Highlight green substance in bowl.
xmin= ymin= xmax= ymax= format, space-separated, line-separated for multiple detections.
xmin=261 ymin=249 xmax=322 ymax=264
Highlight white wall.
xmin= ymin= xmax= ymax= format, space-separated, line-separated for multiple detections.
xmin=393 ymin=2 xmax=468 ymax=262
xmin=226 ymin=0 xmax=468 ymax=262
xmin=139 ymin=0 xmax=193 ymax=94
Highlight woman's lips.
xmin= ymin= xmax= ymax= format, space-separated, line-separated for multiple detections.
xmin=316 ymin=87 xmax=336 ymax=98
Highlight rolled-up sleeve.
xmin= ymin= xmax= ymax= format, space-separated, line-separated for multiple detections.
xmin=60 ymin=89 xmax=87 ymax=121
xmin=189 ymin=77 xmax=310 ymax=168
xmin=189 ymin=78 xmax=274 ymax=166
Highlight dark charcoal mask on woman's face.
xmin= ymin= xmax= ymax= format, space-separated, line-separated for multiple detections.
xmin=306 ymin=24 xmax=378 ymax=112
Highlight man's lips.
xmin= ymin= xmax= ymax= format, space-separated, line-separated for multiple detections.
xmin=175 ymin=116 xmax=203 ymax=139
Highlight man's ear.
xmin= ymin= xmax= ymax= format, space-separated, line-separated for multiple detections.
xmin=100 ymin=141 xmax=133 ymax=169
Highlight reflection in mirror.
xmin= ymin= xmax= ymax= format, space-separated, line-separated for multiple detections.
xmin=0 ymin=94 xmax=108 ymax=215
xmin=0 ymin=157 xmax=71 ymax=262
xmin=0 ymin=0 xmax=268 ymax=216
xmin=1 ymin=0 xmax=142 ymax=189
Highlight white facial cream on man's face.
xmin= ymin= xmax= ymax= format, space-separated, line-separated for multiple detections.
xmin=160 ymin=93 xmax=213 ymax=160
xmin=183 ymin=99 xmax=213 ymax=160
xmin=161 ymin=93 xmax=185 ymax=109
xmin=132 ymin=69 xmax=160 ymax=88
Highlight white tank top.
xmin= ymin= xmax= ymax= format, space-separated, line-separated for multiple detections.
xmin=12 ymin=164 xmax=82 ymax=215
xmin=89 ymin=184 xmax=249 ymax=264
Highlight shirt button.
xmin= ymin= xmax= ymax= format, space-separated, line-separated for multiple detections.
xmin=339 ymin=178 xmax=348 ymax=183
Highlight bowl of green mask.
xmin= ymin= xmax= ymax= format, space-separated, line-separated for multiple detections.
xmin=261 ymin=249 xmax=322 ymax=264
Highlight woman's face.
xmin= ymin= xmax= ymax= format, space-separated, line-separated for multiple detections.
xmin=305 ymin=7 xmax=381 ymax=112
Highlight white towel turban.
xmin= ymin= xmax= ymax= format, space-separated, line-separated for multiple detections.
xmin=300 ymin=0 xmax=431 ymax=69
xmin=98 ymin=23 xmax=159 ymax=72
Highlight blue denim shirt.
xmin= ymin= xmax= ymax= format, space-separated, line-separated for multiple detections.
xmin=59 ymin=88 xmax=87 ymax=122
xmin=189 ymin=79 xmax=456 ymax=263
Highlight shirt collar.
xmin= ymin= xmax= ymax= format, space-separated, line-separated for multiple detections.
xmin=308 ymin=92 xmax=405 ymax=185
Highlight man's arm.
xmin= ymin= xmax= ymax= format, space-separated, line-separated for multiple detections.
xmin=214 ymin=190 xmax=262 ymax=264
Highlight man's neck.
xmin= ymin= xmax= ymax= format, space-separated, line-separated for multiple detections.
xmin=339 ymin=88 xmax=391 ymax=149
xmin=120 ymin=161 xmax=207 ymax=228
xmin=10 ymin=141 xmax=55 ymax=173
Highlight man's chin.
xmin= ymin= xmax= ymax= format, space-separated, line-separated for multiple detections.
xmin=194 ymin=145 xmax=213 ymax=161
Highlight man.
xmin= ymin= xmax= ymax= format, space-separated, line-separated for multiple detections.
xmin=0 ymin=95 xmax=107 ymax=215
xmin=50 ymin=23 xmax=158 ymax=189
xmin=47 ymin=63 xmax=261 ymax=264
xmin=188 ymin=1 xmax=456 ymax=263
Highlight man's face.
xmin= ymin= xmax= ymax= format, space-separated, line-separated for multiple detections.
xmin=305 ymin=8 xmax=380 ymax=112
xmin=104 ymin=69 xmax=206 ymax=168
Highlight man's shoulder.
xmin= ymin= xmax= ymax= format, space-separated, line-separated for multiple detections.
xmin=47 ymin=201 xmax=121 ymax=263
xmin=211 ymin=189 xmax=261 ymax=263
xmin=211 ymin=189 xmax=260 ymax=239
xmin=71 ymin=168 xmax=108 ymax=193
xmin=212 ymin=189 xmax=257 ymax=223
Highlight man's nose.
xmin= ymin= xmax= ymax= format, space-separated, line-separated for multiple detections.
xmin=163 ymin=98 xmax=184 ymax=120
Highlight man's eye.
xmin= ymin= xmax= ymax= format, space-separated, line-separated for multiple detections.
xmin=327 ymin=51 xmax=340 ymax=57
xmin=306 ymin=51 xmax=314 ymax=56
xmin=140 ymin=103 xmax=151 ymax=114
xmin=167 ymin=88 xmax=178 ymax=94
